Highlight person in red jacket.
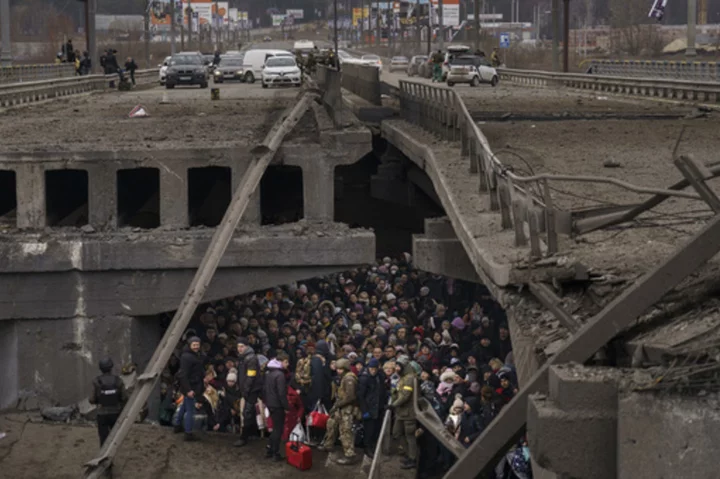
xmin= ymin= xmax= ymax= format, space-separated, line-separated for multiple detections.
xmin=282 ymin=373 xmax=305 ymax=442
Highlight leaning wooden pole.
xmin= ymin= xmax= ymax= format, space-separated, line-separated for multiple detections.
xmin=84 ymin=90 xmax=317 ymax=479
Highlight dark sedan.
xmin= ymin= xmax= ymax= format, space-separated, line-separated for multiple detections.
xmin=212 ymin=56 xmax=245 ymax=83
xmin=165 ymin=54 xmax=209 ymax=89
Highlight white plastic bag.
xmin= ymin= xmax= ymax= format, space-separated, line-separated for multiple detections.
xmin=290 ymin=422 xmax=307 ymax=444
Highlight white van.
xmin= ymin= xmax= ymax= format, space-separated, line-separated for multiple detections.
xmin=242 ymin=49 xmax=294 ymax=83
xmin=293 ymin=40 xmax=315 ymax=52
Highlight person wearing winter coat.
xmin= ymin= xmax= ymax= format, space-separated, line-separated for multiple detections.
xmin=282 ymin=373 xmax=305 ymax=442
xmin=358 ymin=357 xmax=387 ymax=458
xmin=457 ymin=397 xmax=482 ymax=448
xmin=264 ymin=352 xmax=290 ymax=461
xmin=174 ymin=336 xmax=205 ymax=441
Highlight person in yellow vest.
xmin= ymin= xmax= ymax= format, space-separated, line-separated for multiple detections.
xmin=389 ymin=355 xmax=417 ymax=470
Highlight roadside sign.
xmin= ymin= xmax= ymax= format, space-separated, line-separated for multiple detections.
xmin=500 ymin=32 xmax=510 ymax=48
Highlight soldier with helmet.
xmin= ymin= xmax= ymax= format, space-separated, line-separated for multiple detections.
xmin=90 ymin=357 xmax=127 ymax=447
xmin=318 ymin=357 xmax=358 ymax=465
xmin=388 ymin=354 xmax=418 ymax=470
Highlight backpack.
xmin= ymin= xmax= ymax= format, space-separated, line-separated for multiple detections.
xmin=296 ymin=357 xmax=312 ymax=388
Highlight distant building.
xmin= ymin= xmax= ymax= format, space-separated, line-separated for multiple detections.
xmin=96 ymin=15 xmax=145 ymax=32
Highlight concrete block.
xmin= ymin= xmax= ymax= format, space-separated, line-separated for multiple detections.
xmin=0 ymin=321 xmax=18 ymax=410
xmin=618 ymin=392 xmax=720 ymax=479
xmin=412 ymin=235 xmax=480 ymax=284
xmin=528 ymin=393 xmax=617 ymax=479
xmin=423 ymin=217 xmax=455 ymax=239
xmin=549 ymin=364 xmax=619 ymax=413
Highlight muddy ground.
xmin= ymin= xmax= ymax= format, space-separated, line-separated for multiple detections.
xmin=0 ymin=83 xmax=305 ymax=153
xmin=0 ymin=412 xmax=382 ymax=479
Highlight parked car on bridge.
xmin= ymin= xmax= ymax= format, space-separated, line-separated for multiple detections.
xmin=442 ymin=44 xmax=472 ymax=81
xmin=446 ymin=55 xmax=499 ymax=87
xmin=389 ymin=56 xmax=409 ymax=73
xmin=406 ymin=55 xmax=428 ymax=76
xmin=158 ymin=56 xmax=172 ymax=85
xmin=261 ymin=56 xmax=302 ymax=88
xmin=212 ymin=55 xmax=245 ymax=83
xmin=165 ymin=53 xmax=209 ymax=89
xmin=242 ymin=49 xmax=294 ymax=83
xmin=361 ymin=54 xmax=383 ymax=72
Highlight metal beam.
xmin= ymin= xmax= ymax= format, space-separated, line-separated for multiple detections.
xmin=83 ymin=92 xmax=316 ymax=479
xmin=575 ymin=163 xmax=720 ymax=235
xmin=529 ymin=282 xmax=581 ymax=333
xmin=444 ymin=212 xmax=720 ymax=479
xmin=674 ymin=155 xmax=720 ymax=213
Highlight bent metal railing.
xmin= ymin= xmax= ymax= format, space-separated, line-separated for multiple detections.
xmin=498 ymin=68 xmax=720 ymax=104
xmin=397 ymin=79 xmax=707 ymax=259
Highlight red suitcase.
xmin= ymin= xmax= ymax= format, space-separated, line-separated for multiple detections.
xmin=286 ymin=441 xmax=312 ymax=470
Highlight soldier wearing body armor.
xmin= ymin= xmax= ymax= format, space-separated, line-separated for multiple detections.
xmin=389 ymin=355 xmax=417 ymax=469
xmin=234 ymin=337 xmax=262 ymax=447
xmin=90 ymin=358 xmax=127 ymax=447
xmin=319 ymin=358 xmax=358 ymax=465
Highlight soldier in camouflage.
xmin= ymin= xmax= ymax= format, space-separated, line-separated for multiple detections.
xmin=389 ymin=355 xmax=418 ymax=470
xmin=318 ymin=358 xmax=358 ymax=465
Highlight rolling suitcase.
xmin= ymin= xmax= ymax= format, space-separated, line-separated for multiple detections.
xmin=286 ymin=440 xmax=313 ymax=470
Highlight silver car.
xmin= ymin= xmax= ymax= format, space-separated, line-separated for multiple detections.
xmin=446 ymin=55 xmax=499 ymax=87
xmin=389 ymin=56 xmax=409 ymax=73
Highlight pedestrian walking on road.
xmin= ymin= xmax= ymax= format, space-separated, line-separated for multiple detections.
xmin=90 ymin=357 xmax=127 ymax=447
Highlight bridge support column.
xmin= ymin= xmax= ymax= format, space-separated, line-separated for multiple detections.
xmin=297 ymin=156 xmax=336 ymax=221
xmin=88 ymin=164 xmax=117 ymax=230
xmin=159 ymin=164 xmax=188 ymax=228
xmin=16 ymin=163 xmax=45 ymax=229
xmin=528 ymin=365 xmax=619 ymax=479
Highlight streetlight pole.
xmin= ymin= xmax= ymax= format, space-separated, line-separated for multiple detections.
xmin=333 ymin=0 xmax=339 ymax=64
xmin=438 ymin=0 xmax=444 ymax=50
xmin=170 ymin=0 xmax=177 ymax=54
xmin=687 ymin=0 xmax=697 ymax=56
xmin=1 ymin=0 xmax=13 ymax=66
xmin=87 ymin=0 xmax=97 ymax=73
xmin=473 ymin=0 xmax=480 ymax=51
xmin=187 ymin=1 xmax=193 ymax=51
xmin=551 ymin=0 xmax=559 ymax=71
xmin=563 ymin=0 xmax=569 ymax=72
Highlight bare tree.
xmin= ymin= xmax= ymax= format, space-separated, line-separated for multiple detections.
xmin=608 ymin=0 xmax=663 ymax=55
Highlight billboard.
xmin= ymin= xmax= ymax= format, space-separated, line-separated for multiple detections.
xmin=272 ymin=14 xmax=285 ymax=26
xmin=352 ymin=7 xmax=370 ymax=26
xmin=431 ymin=0 xmax=460 ymax=26
xmin=286 ymin=9 xmax=304 ymax=19
xmin=185 ymin=0 xmax=227 ymax=26
xmin=150 ymin=0 xmax=184 ymax=26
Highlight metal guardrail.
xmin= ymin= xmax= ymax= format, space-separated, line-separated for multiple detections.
xmin=587 ymin=59 xmax=720 ymax=82
xmin=399 ymin=79 xmax=562 ymax=258
xmin=499 ymin=68 xmax=720 ymax=104
xmin=397 ymin=79 xmax=709 ymax=259
xmin=0 ymin=69 xmax=159 ymax=108
xmin=0 ymin=63 xmax=76 ymax=85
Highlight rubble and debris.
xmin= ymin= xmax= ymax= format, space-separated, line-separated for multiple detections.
xmin=41 ymin=406 xmax=76 ymax=423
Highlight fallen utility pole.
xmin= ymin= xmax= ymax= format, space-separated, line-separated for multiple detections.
xmin=444 ymin=210 xmax=720 ymax=479
xmin=83 ymin=90 xmax=317 ymax=479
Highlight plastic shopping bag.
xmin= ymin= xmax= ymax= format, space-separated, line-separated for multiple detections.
xmin=290 ymin=422 xmax=307 ymax=444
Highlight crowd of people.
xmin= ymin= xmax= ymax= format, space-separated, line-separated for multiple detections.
xmin=157 ymin=255 xmax=532 ymax=478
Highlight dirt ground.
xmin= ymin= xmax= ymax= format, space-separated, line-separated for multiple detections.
xmin=0 ymin=83 xmax=304 ymax=153
xmin=0 ymin=412 xmax=376 ymax=479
